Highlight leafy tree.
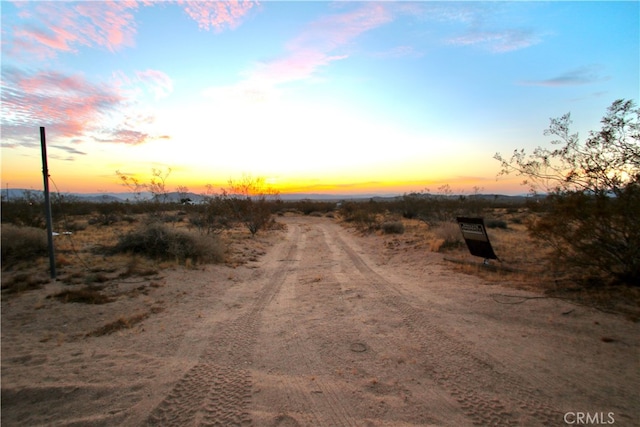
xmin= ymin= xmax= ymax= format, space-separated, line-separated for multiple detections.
xmin=495 ymin=99 xmax=639 ymax=285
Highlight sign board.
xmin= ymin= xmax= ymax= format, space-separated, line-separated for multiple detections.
xmin=456 ymin=217 xmax=498 ymax=260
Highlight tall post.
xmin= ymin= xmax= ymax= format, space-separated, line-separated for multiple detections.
xmin=40 ymin=127 xmax=56 ymax=279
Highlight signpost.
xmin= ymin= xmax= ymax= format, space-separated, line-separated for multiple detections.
xmin=41 ymin=127 xmax=56 ymax=280
xmin=456 ymin=217 xmax=498 ymax=263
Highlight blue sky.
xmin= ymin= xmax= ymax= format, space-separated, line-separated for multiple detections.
xmin=1 ymin=1 xmax=638 ymax=195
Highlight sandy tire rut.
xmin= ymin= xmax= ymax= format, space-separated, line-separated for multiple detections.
xmin=324 ymin=223 xmax=561 ymax=426
xmin=147 ymin=216 xmax=580 ymax=426
xmin=146 ymin=224 xmax=302 ymax=426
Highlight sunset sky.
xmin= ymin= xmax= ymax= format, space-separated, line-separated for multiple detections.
xmin=1 ymin=1 xmax=638 ymax=196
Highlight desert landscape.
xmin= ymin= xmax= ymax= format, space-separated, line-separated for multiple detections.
xmin=2 ymin=209 xmax=638 ymax=426
xmin=3 ymin=2 xmax=638 ymax=425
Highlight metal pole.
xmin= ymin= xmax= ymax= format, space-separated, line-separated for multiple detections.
xmin=40 ymin=127 xmax=56 ymax=279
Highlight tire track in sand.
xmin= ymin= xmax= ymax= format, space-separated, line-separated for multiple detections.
xmin=252 ymin=221 xmax=362 ymax=427
xmin=324 ymin=222 xmax=562 ymax=426
xmin=146 ymin=224 xmax=302 ymax=426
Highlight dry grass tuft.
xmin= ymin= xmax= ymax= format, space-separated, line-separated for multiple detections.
xmin=49 ymin=286 xmax=114 ymax=304
xmin=428 ymin=222 xmax=464 ymax=252
xmin=87 ymin=312 xmax=151 ymax=337
xmin=86 ymin=306 xmax=163 ymax=337
xmin=1 ymin=272 xmax=50 ymax=295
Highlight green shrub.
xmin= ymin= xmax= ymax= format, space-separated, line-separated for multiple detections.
xmin=115 ymin=222 xmax=224 ymax=264
xmin=1 ymin=224 xmax=48 ymax=264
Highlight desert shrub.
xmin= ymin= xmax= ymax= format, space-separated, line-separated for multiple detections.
xmin=290 ymin=200 xmax=337 ymax=215
xmin=1 ymin=224 xmax=48 ymax=264
xmin=1 ymin=198 xmax=45 ymax=227
xmin=485 ymin=219 xmax=508 ymax=229
xmin=189 ymin=195 xmax=231 ymax=235
xmin=224 ymin=176 xmax=280 ymax=236
xmin=397 ymin=193 xmax=426 ymax=219
xmin=114 ymin=222 xmax=224 ymax=264
xmin=340 ymin=200 xmax=386 ymax=231
xmin=60 ymin=220 xmax=87 ymax=232
xmin=429 ymin=222 xmax=464 ymax=251
xmin=382 ymin=221 xmax=405 ymax=234
xmin=88 ymin=213 xmax=120 ymax=226
xmin=392 ymin=192 xmax=467 ymax=224
xmin=529 ymin=189 xmax=640 ymax=285
xmin=351 ymin=210 xmax=381 ymax=231
xmin=496 ymin=99 xmax=640 ymax=285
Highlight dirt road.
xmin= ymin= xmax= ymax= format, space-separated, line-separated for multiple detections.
xmin=2 ymin=216 xmax=638 ymax=426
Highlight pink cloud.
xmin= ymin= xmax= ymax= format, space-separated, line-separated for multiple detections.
xmin=253 ymin=49 xmax=347 ymax=86
xmin=7 ymin=1 xmax=140 ymax=59
xmin=6 ymin=1 xmax=257 ymax=60
xmin=293 ymin=3 xmax=393 ymax=51
xmin=177 ymin=0 xmax=259 ymax=31
xmin=3 ymin=68 xmax=123 ymax=138
xmin=1 ymin=67 xmax=162 ymax=148
xmin=246 ymin=3 xmax=393 ymax=88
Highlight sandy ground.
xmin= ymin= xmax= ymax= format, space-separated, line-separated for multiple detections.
xmin=1 ymin=215 xmax=638 ymax=426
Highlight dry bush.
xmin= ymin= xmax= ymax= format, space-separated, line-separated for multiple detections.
xmin=1 ymin=224 xmax=48 ymax=265
xmin=496 ymin=99 xmax=640 ymax=286
xmin=429 ymin=222 xmax=464 ymax=252
xmin=485 ymin=218 xmax=508 ymax=229
xmin=382 ymin=221 xmax=405 ymax=235
xmin=114 ymin=222 xmax=224 ymax=264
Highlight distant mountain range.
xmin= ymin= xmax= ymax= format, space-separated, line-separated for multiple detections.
xmin=1 ymin=188 xmax=536 ymax=203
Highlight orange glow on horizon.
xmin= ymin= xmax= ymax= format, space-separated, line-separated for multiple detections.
xmin=0 ymin=172 xmax=525 ymax=197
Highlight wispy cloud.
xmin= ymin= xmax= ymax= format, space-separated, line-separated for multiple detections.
xmin=409 ymin=2 xmax=545 ymax=53
xmin=50 ymin=145 xmax=88 ymax=156
xmin=371 ymin=45 xmax=423 ymax=59
xmin=259 ymin=2 xmax=394 ymax=83
xmin=519 ymin=65 xmax=609 ymax=87
xmin=448 ymin=28 xmax=542 ymax=53
xmin=136 ymin=69 xmax=174 ymax=99
xmin=205 ymin=3 xmax=394 ymax=102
